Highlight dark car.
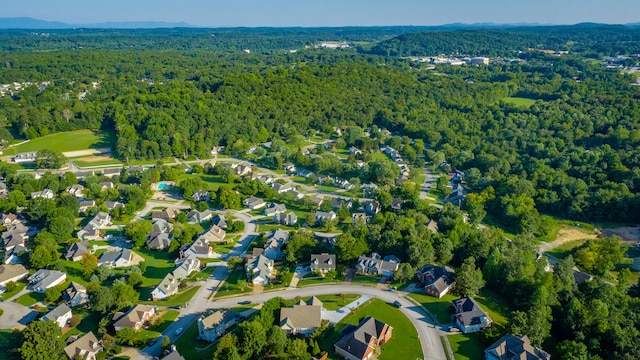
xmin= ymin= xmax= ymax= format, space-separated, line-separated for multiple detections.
xmin=238 ymin=300 xmax=251 ymax=305
xmin=393 ymin=301 xmax=402 ymax=308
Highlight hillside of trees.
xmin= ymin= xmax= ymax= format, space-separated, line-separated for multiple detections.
xmin=369 ymin=24 xmax=640 ymax=56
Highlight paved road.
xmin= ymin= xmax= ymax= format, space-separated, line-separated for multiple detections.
xmin=0 ymin=301 xmax=39 ymax=329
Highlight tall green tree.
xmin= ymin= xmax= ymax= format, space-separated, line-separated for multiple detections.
xmin=19 ymin=320 xmax=65 ymax=360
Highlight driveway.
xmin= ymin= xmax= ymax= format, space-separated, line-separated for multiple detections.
xmin=0 ymin=301 xmax=39 ymax=329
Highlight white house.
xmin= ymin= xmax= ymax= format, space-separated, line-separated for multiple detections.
xmin=28 ymin=269 xmax=67 ymax=293
xmin=246 ymin=255 xmax=274 ymax=285
xmin=42 ymin=304 xmax=72 ymax=328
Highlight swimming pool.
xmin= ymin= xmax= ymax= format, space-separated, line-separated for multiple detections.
xmin=157 ymin=183 xmax=167 ymax=190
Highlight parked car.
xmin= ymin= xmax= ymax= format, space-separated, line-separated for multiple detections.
xmin=393 ymin=301 xmax=402 ymax=308
xmin=238 ymin=300 xmax=251 ymax=305
xmin=174 ymin=327 xmax=184 ymax=336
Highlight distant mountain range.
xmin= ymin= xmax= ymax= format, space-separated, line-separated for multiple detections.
xmin=0 ymin=17 xmax=638 ymax=30
xmin=0 ymin=17 xmax=194 ymax=29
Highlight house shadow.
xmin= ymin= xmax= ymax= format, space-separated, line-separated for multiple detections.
xmin=18 ymin=310 xmax=39 ymax=325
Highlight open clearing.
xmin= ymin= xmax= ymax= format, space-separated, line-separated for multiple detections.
xmin=539 ymin=227 xmax=598 ymax=253
xmin=600 ymin=227 xmax=640 ymax=243
xmin=4 ymin=129 xmax=116 ymax=156
xmin=501 ymin=97 xmax=539 ymax=107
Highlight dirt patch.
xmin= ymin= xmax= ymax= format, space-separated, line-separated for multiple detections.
xmin=599 ymin=227 xmax=640 ymax=243
xmin=539 ymin=228 xmax=598 ymax=253
xmin=63 ymin=148 xmax=111 ymax=158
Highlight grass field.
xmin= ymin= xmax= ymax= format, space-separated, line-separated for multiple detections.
xmin=449 ymin=333 xmax=485 ymax=360
xmin=214 ymin=269 xmax=249 ymax=298
xmin=141 ymin=286 xmax=200 ymax=307
xmin=14 ymin=291 xmax=44 ymax=307
xmin=174 ymin=320 xmax=215 ymax=360
xmin=320 ymin=298 xmax=422 ymax=360
xmin=501 ymin=97 xmax=539 ymax=107
xmin=8 ymin=129 xmax=116 ymax=155
xmin=546 ymin=239 xmax=588 ymax=260
xmin=409 ymin=293 xmax=457 ymax=324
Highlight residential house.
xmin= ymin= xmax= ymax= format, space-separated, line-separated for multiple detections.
xmin=415 ymin=264 xmax=456 ymax=298
xmin=391 ymin=199 xmax=403 ymax=212
xmin=234 ymin=164 xmax=252 ymax=176
xmin=246 ymin=255 xmax=274 ymax=285
xmin=317 ymin=175 xmax=334 ymax=185
xmin=485 ymin=334 xmax=551 ymax=360
xmin=112 ymin=304 xmax=156 ymax=331
xmin=2 ymin=223 xmax=29 ymax=251
xmin=263 ymin=229 xmax=289 ymax=261
xmin=211 ymin=214 xmax=228 ymax=229
xmin=452 ymin=296 xmax=493 ymax=333
xmin=172 ymin=257 xmax=200 ymax=280
xmin=152 ymin=207 xmax=180 ymax=221
xmin=290 ymin=189 xmax=305 ymax=200
xmin=349 ymin=146 xmax=363 ymax=156
xmin=335 ymin=178 xmax=354 ymax=190
xmin=78 ymin=200 xmax=96 ymax=213
xmin=75 ymin=171 xmax=94 ymax=180
xmin=334 ymin=317 xmax=393 ymax=360
xmin=4 ymin=243 xmax=27 ymax=264
xmin=426 ymin=219 xmax=439 ymax=234
xmin=28 ymin=269 xmax=67 ymax=293
xmin=151 ymin=273 xmax=179 ymax=300
xmin=104 ymin=201 xmax=124 ymax=211
xmin=199 ymin=225 xmax=226 ymax=243
xmin=146 ymin=232 xmax=172 ymax=250
xmin=98 ymin=249 xmax=132 ymax=268
xmin=65 ymin=240 xmax=91 ymax=261
xmin=62 ymin=282 xmax=89 ymax=307
xmin=77 ymin=212 xmax=111 ymax=240
xmin=283 ymin=163 xmax=297 ymax=173
xmin=363 ymin=200 xmax=381 ymax=215
xmin=331 ymin=197 xmax=353 ymax=210
xmin=101 ymin=168 xmax=121 ymax=178
xmin=187 ymin=209 xmax=213 ymax=223
xmin=1 ymin=213 xmax=24 ymax=226
xmin=198 ymin=310 xmax=234 ymax=342
xmin=280 ymin=297 xmax=323 ymax=336
xmin=355 ymin=253 xmax=400 ymax=277
xmin=152 ymin=218 xmax=174 ymax=234
xmin=272 ymin=182 xmax=293 ymax=194
xmin=315 ymin=211 xmax=337 ymax=226
xmin=191 ymin=190 xmax=210 ymax=202
xmin=244 ymin=196 xmax=266 ymax=210
xmin=361 ymin=183 xmax=378 ymax=196
xmin=63 ymin=332 xmax=103 ymax=360
xmin=273 ymin=212 xmax=298 ymax=226
xmin=444 ymin=183 xmax=467 ymax=206
xmin=0 ymin=264 xmax=28 ymax=288
xmin=31 ymin=188 xmax=54 ymax=199
xmin=308 ymin=195 xmax=325 ymax=207
xmin=255 ymin=175 xmax=274 ymax=185
xmin=264 ymin=203 xmax=287 ymax=217
xmin=13 ymin=152 xmax=37 ymax=163
xmin=296 ymin=169 xmax=314 ymax=178
xmin=351 ymin=213 xmax=370 ymax=225
xmin=163 ymin=350 xmax=186 ymax=360
xmin=99 ymin=181 xmax=115 ymax=190
xmin=179 ymin=238 xmax=214 ymax=259
xmin=42 ymin=304 xmax=72 ymax=328
xmin=310 ymin=253 xmax=336 ymax=273
xmin=66 ymin=184 xmax=85 ymax=198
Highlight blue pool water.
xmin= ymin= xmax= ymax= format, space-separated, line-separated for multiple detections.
xmin=157 ymin=183 xmax=167 ymax=189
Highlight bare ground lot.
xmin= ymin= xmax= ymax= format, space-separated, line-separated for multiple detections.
xmin=63 ymin=148 xmax=111 ymax=157
xmin=599 ymin=227 xmax=640 ymax=243
xmin=539 ymin=228 xmax=599 ymax=253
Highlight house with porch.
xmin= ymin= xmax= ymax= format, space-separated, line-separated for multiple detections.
xmin=334 ymin=317 xmax=393 ymax=360
xmin=452 ymin=296 xmax=493 ymax=333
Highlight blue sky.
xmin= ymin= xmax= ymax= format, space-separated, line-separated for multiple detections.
xmin=3 ymin=0 xmax=639 ymax=27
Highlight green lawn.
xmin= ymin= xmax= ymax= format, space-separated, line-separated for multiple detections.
xmin=174 ymin=320 xmax=215 ymax=360
xmin=474 ymin=289 xmax=511 ymax=328
xmin=14 ymin=291 xmax=44 ymax=307
xmin=320 ymin=298 xmax=422 ymax=360
xmin=350 ymin=274 xmax=382 ymax=285
xmin=449 ymin=333 xmax=485 ymax=360
xmin=314 ymin=294 xmax=360 ymax=310
xmin=186 ymin=266 xmax=217 ymax=282
xmin=214 ymin=269 xmax=250 ymax=298
xmin=0 ymin=330 xmax=18 ymax=360
xmin=408 ymin=293 xmax=457 ymax=324
xmin=136 ymin=248 xmax=177 ymax=300
xmin=546 ymin=239 xmax=588 ymax=260
xmin=141 ymin=286 xmax=200 ymax=307
xmin=8 ymin=129 xmax=116 ymax=155
xmin=500 ymin=97 xmax=539 ymax=107
xmin=0 ymin=281 xmax=26 ymax=300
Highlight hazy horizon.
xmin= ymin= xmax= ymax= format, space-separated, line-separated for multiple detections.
xmin=2 ymin=0 xmax=639 ymax=28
